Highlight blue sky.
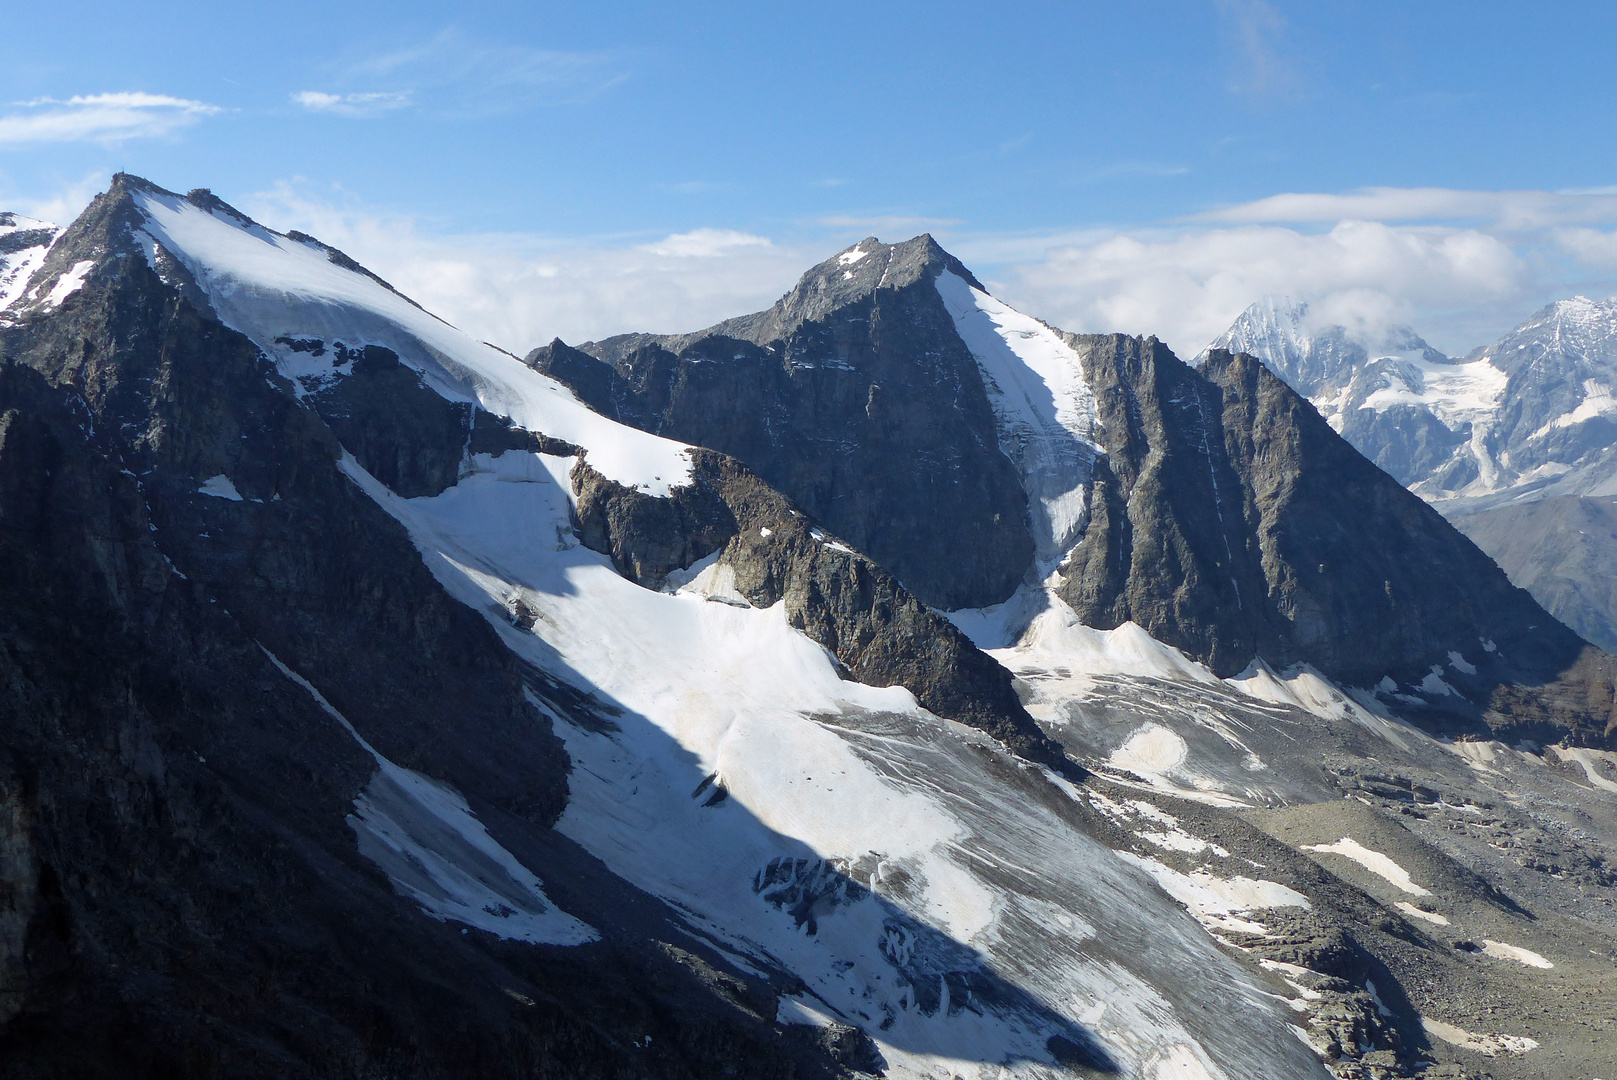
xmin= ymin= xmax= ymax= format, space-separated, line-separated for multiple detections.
xmin=4 ymin=2 xmax=1616 ymax=356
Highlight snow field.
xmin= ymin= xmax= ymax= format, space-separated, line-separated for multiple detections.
xmin=935 ymin=270 xmax=1100 ymax=576
xmin=145 ymin=198 xmax=1333 ymax=1076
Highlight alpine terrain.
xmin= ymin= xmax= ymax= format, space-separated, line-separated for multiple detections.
xmin=1209 ymin=295 xmax=1617 ymax=653
xmin=0 ymin=176 xmax=1614 ymax=1080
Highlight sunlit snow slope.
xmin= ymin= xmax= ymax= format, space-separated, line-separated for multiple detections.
xmin=129 ymin=190 xmax=1331 ymax=1079
xmin=0 ymin=214 xmax=62 ymax=316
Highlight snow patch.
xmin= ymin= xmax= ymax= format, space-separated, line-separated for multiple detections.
xmin=1480 ymin=940 xmax=1553 ymax=969
xmin=1110 ymin=724 xmax=1190 ymax=776
xmin=1421 ymin=1018 xmax=1538 ymax=1056
xmin=1116 ymin=853 xmax=1309 ymax=938
xmin=1549 ymin=745 xmax=1617 ymax=794
xmin=1300 ymin=838 xmax=1430 ymax=896
xmin=1394 ymin=902 xmax=1449 ymax=926
xmin=36 ymin=259 xmax=94 ymax=310
xmin=197 ymin=474 xmax=244 ymax=501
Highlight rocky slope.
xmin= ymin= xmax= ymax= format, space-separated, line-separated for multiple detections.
xmin=2 ymin=177 xmax=1616 ymax=1080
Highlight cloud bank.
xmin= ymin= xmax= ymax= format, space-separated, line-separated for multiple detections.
xmin=976 ymin=187 xmax=1617 ymax=357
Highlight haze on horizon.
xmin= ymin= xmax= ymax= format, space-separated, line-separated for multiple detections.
xmin=4 ymin=1 xmax=1615 ymax=358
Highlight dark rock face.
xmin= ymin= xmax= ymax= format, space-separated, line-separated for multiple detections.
xmin=1058 ymin=341 xmax=1617 ymax=745
xmin=529 ymin=235 xmax=1034 ymax=610
xmin=572 ymin=449 xmax=1072 ymax=771
xmin=0 ymin=176 xmax=851 ymax=1079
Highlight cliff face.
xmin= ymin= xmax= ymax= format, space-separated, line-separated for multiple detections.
xmin=1057 ymin=343 xmax=1615 ymax=744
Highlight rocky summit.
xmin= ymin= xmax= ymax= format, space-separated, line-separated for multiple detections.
xmin=0 ymin=176 xmax=1614 ymax=1080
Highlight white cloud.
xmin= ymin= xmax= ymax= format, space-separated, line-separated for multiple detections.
xmin=243 ymin=182 xmax=807 ymax=352
xmin=983 ymin=220 xmax=1527 ymax=357
xmin=1552 ymin=226 xmax=1617 ymax=270
xmin=963 ymin=184 xmax=1617 ymax=357
xmin=640 ymin=229 xmax=771 ymax=258
xmin=292 ymin=90 xmax=412 ymax=117
xmin=0 ymin=93 xmax=220 ymax=146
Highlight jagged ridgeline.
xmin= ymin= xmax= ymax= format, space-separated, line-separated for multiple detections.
xmin=0 ymin=175 xmax=1614 ymax=1080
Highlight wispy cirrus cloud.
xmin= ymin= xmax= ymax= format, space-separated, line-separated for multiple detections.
xmin=324 ymin=28 xmax=629 ymax=117
xmin=0 ymin=92 xmax=220 ymax=146
xmin=1212 ymin=0 xmax=1303 ymax=101
xmin=292 ymin=90 xmax=412 ymax=118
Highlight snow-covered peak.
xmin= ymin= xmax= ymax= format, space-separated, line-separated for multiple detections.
xmin=1205 ymin=294 xmax=1312 ymax=363
xmin=0 ymin=212 xmax=62 ymax=315
xmin=1474 ymin=294 xmax=1617 ymax=377
xmin=1205 ymin=296 xmax=1448 ymax=398
xmin=129 ymin=186 xmax=694 ymax=496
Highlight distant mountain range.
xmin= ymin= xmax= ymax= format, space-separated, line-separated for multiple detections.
xmin=1208 ymin=295 xmax=1617 ymax=650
